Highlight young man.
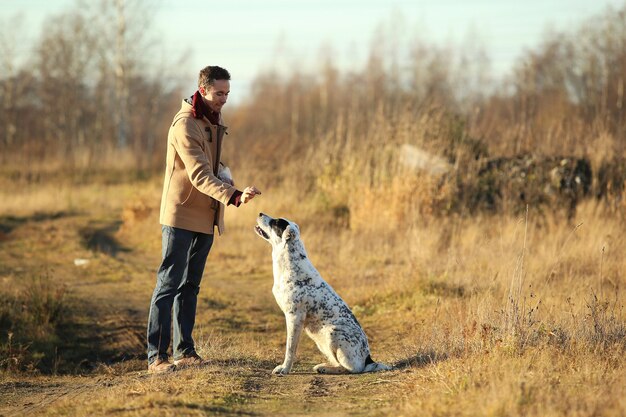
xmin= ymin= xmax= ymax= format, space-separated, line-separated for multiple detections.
xmin=147 ymin=66 xmax=260 ymax=373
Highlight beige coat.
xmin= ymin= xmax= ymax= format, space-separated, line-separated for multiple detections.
xmin=159 ymin=100 xmax=236 ymax=235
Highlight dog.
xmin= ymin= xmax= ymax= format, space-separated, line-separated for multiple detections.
xmin=255 ymin=213 xmax=391 ymax=375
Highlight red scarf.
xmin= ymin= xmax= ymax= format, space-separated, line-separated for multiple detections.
xmin=191 ymin=90 xmax=220 ymax=125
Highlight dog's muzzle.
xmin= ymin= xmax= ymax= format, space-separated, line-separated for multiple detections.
xmin=255 ymin=225 xmax=269 ymax=239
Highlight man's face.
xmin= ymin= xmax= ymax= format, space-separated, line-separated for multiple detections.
xmin=200 ymin=79 xmax=230 ymax=113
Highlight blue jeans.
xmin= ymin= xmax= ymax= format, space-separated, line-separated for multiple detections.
xmin=147 ymin=225 xmax=214 ymax=364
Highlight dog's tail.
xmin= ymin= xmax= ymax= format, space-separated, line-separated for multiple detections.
xmin=363 ymin=354 xmax=392 ymax=373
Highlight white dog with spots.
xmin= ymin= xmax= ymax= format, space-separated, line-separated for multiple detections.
xmin=255 ymin=213 xmax=391 ymax=375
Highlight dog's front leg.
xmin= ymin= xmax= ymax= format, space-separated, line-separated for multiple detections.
xmin=273 ymin=312 xmax=305 ymax=375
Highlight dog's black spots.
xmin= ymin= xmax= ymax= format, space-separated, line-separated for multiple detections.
xmin=341 ymin=305 xmax=362 ymax=326
xmin=270 ymin=218 xmax=290 ymax=237
xmin=360 ymin=338 xmax=369 ymax=353
xmin=295 ymin=277 xmax=312 ymax=287
xmin=266 ymin=214 xmax=389 ymax=374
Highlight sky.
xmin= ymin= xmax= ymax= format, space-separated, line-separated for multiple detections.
xmin=1 ymin=0 xmax=624 ymax=105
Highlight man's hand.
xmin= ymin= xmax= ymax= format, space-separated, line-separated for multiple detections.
xmin=241 ymin=186 xmax=261 ymax=204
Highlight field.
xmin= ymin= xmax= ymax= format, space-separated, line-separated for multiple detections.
xmin=1 ymin=3 xmax=626 ymax=415
xmin=0 ymin=164 xmax=624 ymax=417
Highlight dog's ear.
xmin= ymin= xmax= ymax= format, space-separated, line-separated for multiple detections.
xmin=284 ymin=225 xmax=297 ymax=242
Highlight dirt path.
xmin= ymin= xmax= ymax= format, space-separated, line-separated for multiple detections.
xmin=0 ymin=376 xmax=111 ymax=416
xmin=0 ymin=210 xmax=404 ymax=416
xmin=0 ymin=212 xmax=152 ymax=415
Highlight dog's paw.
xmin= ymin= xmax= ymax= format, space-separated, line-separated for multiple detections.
xmin=272 ymin=364 xmax=290 ymax=376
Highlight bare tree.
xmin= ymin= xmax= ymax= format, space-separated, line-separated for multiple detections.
xmin=0 ymin=0 xmax=185 ymax=167
xmin=0 ymin=15 xmax=23 ymax=152
xmin=114 ymin=0 xmax=129 ymax=149
xmin=35 ymin=9 xmax=98 ymax=160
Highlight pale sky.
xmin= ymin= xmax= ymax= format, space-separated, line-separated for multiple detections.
xmin=1 ymin=0 xmax=624 ymax=105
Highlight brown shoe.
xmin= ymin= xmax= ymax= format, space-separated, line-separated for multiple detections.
xmin=148 ymin=358 xmax=175 ymax=374
xmin=173 ymin=352 xmax=206 ymax=368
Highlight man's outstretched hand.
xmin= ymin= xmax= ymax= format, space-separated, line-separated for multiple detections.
xmin=241 ymin=186 xmax=261 ymax=204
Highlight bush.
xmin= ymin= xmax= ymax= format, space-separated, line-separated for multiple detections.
xmin=0 ymin=272 xmax=67 ymax=373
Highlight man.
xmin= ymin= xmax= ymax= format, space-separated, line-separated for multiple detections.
xmin=147 ymin=66 xmax=260 ymax=373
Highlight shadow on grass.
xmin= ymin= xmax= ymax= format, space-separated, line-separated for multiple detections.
xmin=79 ymin=220 xmax=130 ymax=257
xmin=1 ymin=285 xmax=146 ymax=375
xmin=121 ymin=402 xmax=258 ymax=416
xmin=55 ymin=301 xmax=148 ymax=374
xmin=208 ymin=357 xmax=279 ymax=371
xmin=392 ymin=350 xmax=448 ymax=370
xmin=0 ymin=211 xmax=78 ymax=236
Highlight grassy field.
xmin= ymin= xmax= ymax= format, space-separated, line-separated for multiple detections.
xmin=1 ymin=2 xmax=626 ymax=415
xmin=0 ymin=167 xmax=624 ymax=417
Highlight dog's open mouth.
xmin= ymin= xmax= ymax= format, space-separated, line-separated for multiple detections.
xmin=255 ymin=225 xmax=269 ymax=239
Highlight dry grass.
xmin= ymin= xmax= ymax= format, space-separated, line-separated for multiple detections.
xmin=0 ymin=168 xmax=624 ymax=415
xmin=219 ymin=169 xmax=626 ymax=416
xmin=1 ymin=4 xmax=625 ymax=414
xmin=2 ymin=81 xmax=625 ymax=414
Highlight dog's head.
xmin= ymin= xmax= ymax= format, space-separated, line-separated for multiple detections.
xmin=255 ymin=213 xmax=300 ymax=246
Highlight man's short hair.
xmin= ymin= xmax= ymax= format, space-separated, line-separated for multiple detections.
xmin=198 ymin=66 xmax=231 ymax=89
